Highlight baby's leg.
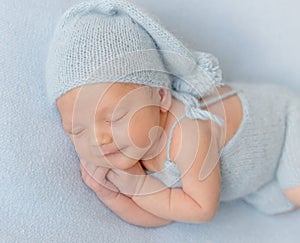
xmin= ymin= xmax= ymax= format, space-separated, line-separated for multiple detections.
xmin=276 ymin=88 xmax=300 ymax=206
xmin=242 ymin=178 xmax=296 ymax=215
xmin=284 ymin=186 xmax=300 ymax=206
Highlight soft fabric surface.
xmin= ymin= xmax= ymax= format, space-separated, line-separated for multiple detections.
xmin=1 ymin=0 xmax=300 ymax=242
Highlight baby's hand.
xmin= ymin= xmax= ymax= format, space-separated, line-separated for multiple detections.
xmin=106 ymin=162 xmax=147 ymax=197
xmin=80 ymin=161 xmax=120 ymax=201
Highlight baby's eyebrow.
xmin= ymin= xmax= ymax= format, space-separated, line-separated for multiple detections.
xmin=97 ymin=103 xmax=116 ymax=113
xmin=62 ymin=120 xmax=86 ymax=132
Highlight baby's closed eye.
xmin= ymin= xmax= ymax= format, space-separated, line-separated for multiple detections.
xmin=108 ymin=111 xmax=129 ymax=123
xmin=67 ymin=128 xmax=86 ymax=136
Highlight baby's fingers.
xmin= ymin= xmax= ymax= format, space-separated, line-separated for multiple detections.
xmin=80 ymin=162 xmax=100 ymax=192
xmin=107 ymin=169 xmax=146 ymax=196
xmin=80 ymin=162 xmax=119 ymax=193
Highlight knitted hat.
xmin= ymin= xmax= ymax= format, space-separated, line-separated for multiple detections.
xmin=45 ymin=0 xmax=224 ymax=125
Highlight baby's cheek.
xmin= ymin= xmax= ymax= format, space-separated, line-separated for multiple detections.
xmin=128 ymin=127 xmax=146 ymax=148
xmin=129 ymin=120 xmax=160 ymax=150
xmin=71 ymin=136 xmax=93 ymax=161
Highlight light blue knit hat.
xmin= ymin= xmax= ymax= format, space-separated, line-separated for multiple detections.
xmin=45 ymin=0 xmax=224 ymax=125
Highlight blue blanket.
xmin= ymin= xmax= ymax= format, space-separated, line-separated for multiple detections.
xmin=1 ymin=0 xmax=300 ymax=241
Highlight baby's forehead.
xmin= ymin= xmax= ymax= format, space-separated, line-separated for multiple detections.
xmin=56 ymin=87 xmax=80 ymax=112
xmin=58 ymin=82 xmax=152 ymax=114
xmin=57 ymin=83 xmax=158 ymax=130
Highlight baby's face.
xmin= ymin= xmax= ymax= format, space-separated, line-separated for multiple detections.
xmin=56 ymin=82 xmax=166 ymax=170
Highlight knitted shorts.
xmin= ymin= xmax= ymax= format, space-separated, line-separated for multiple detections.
xmin=276 ymin=89 xmax=300 ymax=190
xmin=243 ymin=87 xmax=300 ymax=215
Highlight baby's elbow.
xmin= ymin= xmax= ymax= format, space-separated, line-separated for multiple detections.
xmin=204 ymin=202 xmax=220 ymax=222
xmin=193 ymin=206 xmax=218 ymax=223
xmin=202 ymin=198 xmax=220 ymax=222
xmin=204 ymin=208 xmax=218 ymax=222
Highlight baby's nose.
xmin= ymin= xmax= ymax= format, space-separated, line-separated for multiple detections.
xmin=96 ymin=132 xmax=113 ymax=146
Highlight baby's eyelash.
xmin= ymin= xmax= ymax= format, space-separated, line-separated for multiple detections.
xmin=110 ymin=112 xmax=128 ymax=122
xmin=68 ymin=129 xmax=85 ymax=136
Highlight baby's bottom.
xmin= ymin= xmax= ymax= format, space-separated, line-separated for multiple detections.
xmin=243 ymin=88 xmax=300 ymax=215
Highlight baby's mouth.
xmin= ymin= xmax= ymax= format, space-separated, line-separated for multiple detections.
xmin=102 ymin=149 xmax=121 ymax=156
xmin=97 ymin=145 xmax=127 ymax=157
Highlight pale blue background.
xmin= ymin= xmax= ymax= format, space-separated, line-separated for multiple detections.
xmin=1 ymin=0 xmax=299 ymax=242
xmin=135 ymin=0 xmax=300 ymax=91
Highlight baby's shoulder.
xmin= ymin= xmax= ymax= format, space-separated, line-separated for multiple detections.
xmin=166 ymin=107 xmax=217 ymax=168
xmin=166 ymin=108 xmax=221 ymax=188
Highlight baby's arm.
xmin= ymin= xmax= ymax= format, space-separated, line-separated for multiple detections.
xmin=107 ymin=121 xmax=221 ymax=223
xmin=136 ymin=124 xmax=221 ymax=222
xmin=80 ymin=162 xmax=172 ymax=227
xmin=100 ymin=188 xmax=172 ymax=227
xmin=134 ymin=163 xmax=220 ymax=223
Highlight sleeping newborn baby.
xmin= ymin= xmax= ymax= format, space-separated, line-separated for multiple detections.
xmin=46 ymin=0 xmax=300 ymax=227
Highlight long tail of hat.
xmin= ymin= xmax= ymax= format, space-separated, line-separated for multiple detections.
xmin=59 ymin=0 xmax=225 ymax=125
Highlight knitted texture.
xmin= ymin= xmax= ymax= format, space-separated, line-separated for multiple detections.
xmin=46 ymin=6 xmax=172 ymax=104
xmin=45 ymin=0 xmax=224 ymax=124
xmin=151 ymin=81 xmax=299 ymax=215
xmin=221 ymin=82 xmax=298 ymax=215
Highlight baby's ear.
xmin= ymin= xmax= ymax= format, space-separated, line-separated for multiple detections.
xmin=158 ymin=88 xmax=171 ymax=113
